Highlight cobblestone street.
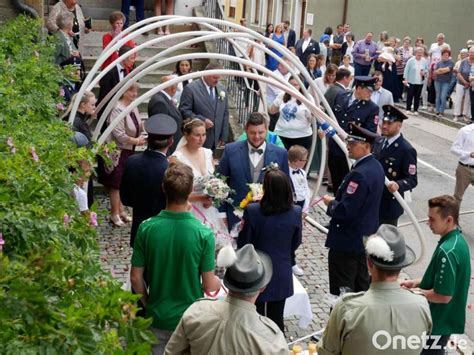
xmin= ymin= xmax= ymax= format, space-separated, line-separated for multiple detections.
xmin=96 ymin=192 xmax=331 ymax=342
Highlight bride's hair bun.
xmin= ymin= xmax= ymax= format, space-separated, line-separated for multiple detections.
xmin=182 ymin=118 xmax=205 ymax=135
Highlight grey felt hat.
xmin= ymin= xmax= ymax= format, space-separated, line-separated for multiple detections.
xmin=223 ymin=244 xmax=273 ymax=293
xmin=365 ymin=224 xmax=416 ymax=270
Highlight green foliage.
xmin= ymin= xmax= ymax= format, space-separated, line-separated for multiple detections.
xmin=0 ymin=16 xmax=154 ymax=353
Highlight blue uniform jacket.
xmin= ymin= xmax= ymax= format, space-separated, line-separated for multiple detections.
xmin=217 ymin=140 xmax=289 ymax=230
xmin=373 ymin=134 xmax=418 ymax=220
xmin=325 ymin=154 xmax=385 ymax=253
xmin=120 ymin=150 xmax=168 ymax=246
xmin=329 ymin=91 xmax=380 ymax=157
xmin=238 ymin=203 xmax=302 ymax=302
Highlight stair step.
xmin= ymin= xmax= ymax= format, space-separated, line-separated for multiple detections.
xmin=82 ymin=37 xmax=205 ymax=58
xmin=82 ymin=55 xmax=209 ymax=72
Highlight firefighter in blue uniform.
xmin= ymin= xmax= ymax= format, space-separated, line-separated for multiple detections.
xmin=373 ymin=104 xmax=418 ymax=226
xmin=323 ymin=124 xmax=385 ymax=296
xmin=328 ymin=76 xmax=380 ymax=193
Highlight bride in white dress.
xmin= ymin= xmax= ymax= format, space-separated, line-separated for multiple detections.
xmin=170 ymin=118 xmax=230 ymax=247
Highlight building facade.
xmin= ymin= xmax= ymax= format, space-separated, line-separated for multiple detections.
xmin=243 ymin=0 xmax=473 ymax=53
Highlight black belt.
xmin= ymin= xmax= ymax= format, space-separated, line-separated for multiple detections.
xmin=459 ymin=162 xmax=474 ymax=168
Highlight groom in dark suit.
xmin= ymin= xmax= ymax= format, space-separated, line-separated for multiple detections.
xmin=148 ymin=75 xmax=183 ymax=154
xmin=179 ymin=63 xmax=229 ymax=150
xmin=218 ymin=112 xmax=290 ymax=229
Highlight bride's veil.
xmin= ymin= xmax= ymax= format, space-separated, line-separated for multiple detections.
xmin=175 ymin=136 xmax=187 ymax=150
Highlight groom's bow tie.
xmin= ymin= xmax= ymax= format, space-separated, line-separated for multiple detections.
xmin=251 ymin=148 xmax=263 ymax=155
xmin=292 ymin=169 xmax=302 ymax=175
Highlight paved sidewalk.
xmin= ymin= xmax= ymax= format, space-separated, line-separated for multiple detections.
xmin=96 ymin=191 xmax=472 ymax=352
xmin=96 ymin=193 xmax=331 ymax=342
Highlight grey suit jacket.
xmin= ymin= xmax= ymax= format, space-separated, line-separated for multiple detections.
xmin=372 ymin=87 xmax=394 ymax=118
xmin=324 ymin=82 xmax=348 ymax=109
xmin=148 ymin=91 xmax=183 ymax=153
xmin=179 ymin=79 xmax=229 ymax=149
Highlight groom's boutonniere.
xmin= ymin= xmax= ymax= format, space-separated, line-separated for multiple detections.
xmin=172 ymin=98 xmax=178 ymax=107
xmin=261 ymin=162 xmax=279 ymax=172
xmin=219 ymin=91 xmax=226 ymax=101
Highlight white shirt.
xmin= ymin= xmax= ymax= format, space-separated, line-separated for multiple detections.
xmin=451 ymin=124 xmax=474 ymax=165
xmin=248 ymin=141 xmax=266 ymax=167
xmin=302 ymin=38 xmax=311 ymax=52
xmin=73 ymin=184 xmax=88 ymax=212
xmin=289 ymin=167 xmax=311 ymax=212
xmin=273 ymin=92 xmax=313 ymax=138
xmin=429 ymin=42 xmax=451 ymax=64
xmin=117 ymin=63 xmax=126 ymax=81
xmin=266 ymin=69 xmax=291 ymax=104
xmin=202 ymin=79 xmax=215 ymax=99
xmin=314 ymin=77 xmax=330 ymax=96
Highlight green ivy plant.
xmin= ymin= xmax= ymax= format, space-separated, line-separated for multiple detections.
xmin=0 ymin=16 xmax=155 ymax=353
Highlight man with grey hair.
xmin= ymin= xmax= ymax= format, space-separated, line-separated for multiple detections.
xmin=179 ymin=63 xmax=230 ymax=150
xmin=164 ymin=244 xmax=288 ymax=354
xmin=318 ymin=224 xmax=432 ymax=355
xmin=148 ymin=74 xmax=183 ymax=153
xmin=429 ymin=33 xmax=451 ymax=64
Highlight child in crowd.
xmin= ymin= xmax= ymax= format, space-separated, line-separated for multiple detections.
xmin=288 ymin=145 xmax=311 ymax=276
xmin=70 ymin=159 xmax=92 ymax=214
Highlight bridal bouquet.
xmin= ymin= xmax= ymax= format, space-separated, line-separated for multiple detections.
xmin=194 ymin=174 xmax=234 ymax=208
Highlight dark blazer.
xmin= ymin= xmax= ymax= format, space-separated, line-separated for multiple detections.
xmin=179 ymin=79 xmax=229 ymax=149
xmin=238 ymin=203 xmax=302 ymax=302
xmin=217 ymin=140 xmax=290 ymax=229
xmin=148 ymin=91 xmax=183 ymax=153
xmin=324 ymin=82 xmax=348 ymax=109
xmin=286 ymin=29 xmax=296 ymax=48
xmin=295 ymin=37 xmax=320 ymax=66
xmin=373 ymin=135 xmax=418 ymax=220
xmin=329 ymin=91 xmax=379 ymax=157
xmin=325 ymin=155 xmax=385 ymax=253
xmin=120 ymin=150 xmax=168 ymax=247
xmin=98 ymin=66 xmax=121 ymax=104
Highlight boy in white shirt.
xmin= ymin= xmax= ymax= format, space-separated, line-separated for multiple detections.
xmin=288 ymin=145 xmax=311 ymax=276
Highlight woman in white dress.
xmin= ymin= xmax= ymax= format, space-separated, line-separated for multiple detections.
xmin=170 ymin=119 xmax=229 ymax=246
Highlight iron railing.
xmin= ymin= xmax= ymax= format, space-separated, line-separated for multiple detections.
xmin=202 ymin=0 xmax=261 ymax=127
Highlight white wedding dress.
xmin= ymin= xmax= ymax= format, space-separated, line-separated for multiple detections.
xmin=172 ymin=146 xmax=231 ymax=248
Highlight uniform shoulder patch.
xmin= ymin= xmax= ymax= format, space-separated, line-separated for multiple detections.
xmin=346 ymin=181 xmax=359 ymax=194
xmin=408 ymin=164 xmax=416 ymax=175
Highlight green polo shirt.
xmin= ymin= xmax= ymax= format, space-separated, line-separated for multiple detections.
xmin=131 ymin=210 xmax=215 ymax=330
xmin=419 ymin=229 xmax=471 ymax=335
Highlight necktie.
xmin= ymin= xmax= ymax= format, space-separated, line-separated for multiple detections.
xmin=382 ymin=139 xmax=389 ymax=150
xmin=209 ymin=87 xmax=214 ymax=101
xmin=251 ymin=148 xmax=263 ymax=155
xmin=292 ymin=169 xmax=302 ymax=175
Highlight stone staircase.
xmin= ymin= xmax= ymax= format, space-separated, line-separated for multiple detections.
xmin=81 ymin=29 xmax=209 ymax=113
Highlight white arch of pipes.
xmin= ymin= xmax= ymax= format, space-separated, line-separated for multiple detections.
xmin=70 ymin=15 xmax=425 ymax=263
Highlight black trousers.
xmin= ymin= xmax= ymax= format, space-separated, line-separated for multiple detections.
xmin=280 ymin=135 xmax=313 ymax=151
xmin=379 ymin=218 xmax=398 ymax=227
xmin=269 ymin=112 xmax=280 ymax=132
xmin=256 ymin=299 xmax=286 ymax=333
xmin=328 ymin=249 xmax=370 ymax=295
xmin=328 ymin=154 xmax=350 ymax=194
xmin=406 ymin=83 xmax=423 ymax=112
xmin=421 ymin=335 xmax=450 ymax=355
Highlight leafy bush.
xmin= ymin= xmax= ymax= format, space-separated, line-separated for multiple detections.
xmin=0 ymin=16 xmax=154 ymax=353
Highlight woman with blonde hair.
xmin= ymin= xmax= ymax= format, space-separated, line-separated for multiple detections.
xmin=266 ymin=23 xmax=285 ymax=71
xmin=98 ymin=83 xmax=146 ymax=226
